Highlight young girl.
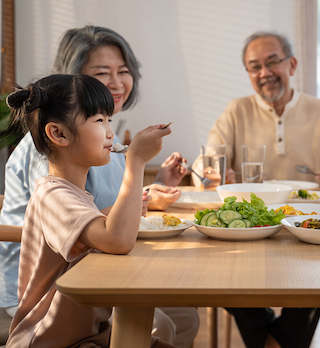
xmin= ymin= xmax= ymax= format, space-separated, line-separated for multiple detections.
xmin=5 ymin=74 xmax=175 ymax=348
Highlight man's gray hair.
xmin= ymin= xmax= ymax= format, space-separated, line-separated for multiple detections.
xmin=52 ymin=25 xmax=141 ymax=110
xmin=242 ymin=31 xmax=294 ymax=66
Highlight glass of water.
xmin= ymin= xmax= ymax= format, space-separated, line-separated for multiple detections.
xmin=201 ymin=144 xmax=227 ymax=187
xmin=241 ymin=145 xmax=266 ymax=183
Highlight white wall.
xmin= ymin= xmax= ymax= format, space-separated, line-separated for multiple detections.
xmin=13 ymin=0 xmax=296 ymax=165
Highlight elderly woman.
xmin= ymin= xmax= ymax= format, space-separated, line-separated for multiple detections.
xmin=0 ymin=26 xmax=198 ymax=348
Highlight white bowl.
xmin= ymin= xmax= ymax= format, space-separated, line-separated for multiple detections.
xmin=216 ymin=183 xmax=292 ymax=205
xmin=281 ymin=215 xmax=320 ymax=244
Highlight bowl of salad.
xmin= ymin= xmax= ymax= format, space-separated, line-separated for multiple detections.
xmin=281 ymin=215 xmax=320 ymax=244
xmin=216 ymin=183 xmax=292 ymax=205
xmin=193 ymin=193 xmax=285 ymax=241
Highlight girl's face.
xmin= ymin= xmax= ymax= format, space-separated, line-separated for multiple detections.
xmin=81 ymin=45 xmax=134 ymax=115
xmin=70 ymin=113 xmax=114 ymax=167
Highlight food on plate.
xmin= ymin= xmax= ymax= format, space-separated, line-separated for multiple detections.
xmin=194 ymin=193 xmax=285 ymax=228
xmin=288 ymin=190 xmax=320 ymax=200
xmin=274 ymin=205 xmax=318 ymax=216
xmin=139 ymin=215 xmax=187 ymax=230
xmin=163 ymin=214 xmax=181 ymax=226
xmin=175 ymin=191 xmax=221 ymax=203
xmin=111 ymin=142 xmax=129 ymax=153
xmin=294 ymin=218 xmax=320 ymax=229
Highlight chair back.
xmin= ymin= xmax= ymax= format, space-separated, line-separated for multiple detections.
xmin=0 ymin=195 xmax=22 ymax=242
xmin=0 ymin=224 xmax=22 ymax=242
xmin=0 ymin=194 xmax=4 ymax=211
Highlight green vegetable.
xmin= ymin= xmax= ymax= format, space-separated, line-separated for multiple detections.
xmin=298 ymin=190 xmax=310 ymax=199
xmin=194 ymin=193 xmax=285 ymax=227
xmin=200 ymin=212 xmax=216 ymax=226
xmin=194 ymin=209 xmax=215 ymax=225
xmin=206 ymin=212 xmax=218 ymax=226
xmin=243 ymin=219 xmax=251 ymax=227
xmin=219 ymin=210 xmax=242 ymax=224
xmin=228 ymin=219 xmax=246 ymax=228
xmin=220 ymin=193 xmax=285 ymax=226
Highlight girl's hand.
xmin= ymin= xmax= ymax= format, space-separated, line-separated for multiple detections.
xmin=144 ymin=184 xmax=181 ymax=211
xmin=127 ymin=124 xmax=171 ymax=164
xmin=142 ymin=189 xmax=151 ymax=217
xmin=155 ymin=152 xmax=188 ymax=186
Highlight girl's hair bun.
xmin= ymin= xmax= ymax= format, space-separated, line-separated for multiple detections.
xmin=6 ymin=88 xmax=30 ymax=109
xmin=6 ymin=86 xmax=48 ymax=113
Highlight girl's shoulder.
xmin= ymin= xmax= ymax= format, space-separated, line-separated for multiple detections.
xmin=33 ymin=176 xmax=95 ymax=207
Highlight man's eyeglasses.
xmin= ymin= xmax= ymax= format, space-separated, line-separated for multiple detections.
xmin=246 ymin=56 xmax=291 ymax=74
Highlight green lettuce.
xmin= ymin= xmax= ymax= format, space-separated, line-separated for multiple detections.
xmin=195 ymin=193 xmax=285 ymax=227
xmin=194 ymin=208 xmax=214 ymax=224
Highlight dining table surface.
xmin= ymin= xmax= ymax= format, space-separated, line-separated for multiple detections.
xmin=56 ymin=186 xmax=320 ymax=348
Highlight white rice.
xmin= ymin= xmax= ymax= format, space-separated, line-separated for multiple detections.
xmin=268 ymin=180 xmax=303 ymax=189
xmin=139 ymin=217 xmax=187 ymax=230
xmin=112 ymin=143 xmax=128 ymax=152
xmin=176 ymin=191 xmax=221 ymax=203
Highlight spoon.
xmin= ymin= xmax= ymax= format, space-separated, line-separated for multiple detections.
xmin=111 ymin=143 xmax=129 ymax=153
xmin=180 ymin=162 xmax=212 ymax=187
xmin=295 ymin=165 xmax=317 ymax=176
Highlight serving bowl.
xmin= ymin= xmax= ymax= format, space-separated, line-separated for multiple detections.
xmin=216 ymin=183 xmax=292 ymax=205
xmin=281 ymin=215 xmax=320 ymax=244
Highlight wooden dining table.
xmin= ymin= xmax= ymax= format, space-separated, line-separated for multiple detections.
xmin=56 ymin=188 xmax=320 ymax=348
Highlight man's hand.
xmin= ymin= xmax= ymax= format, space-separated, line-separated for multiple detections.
xmin=226 ymin=168 xmax=236 ymax=184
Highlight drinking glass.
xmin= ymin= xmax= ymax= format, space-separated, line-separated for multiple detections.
xmin=241 ymin=145 xmax=266 ymax=183
xmin=201 ymin=144 xmax=227 ymax=186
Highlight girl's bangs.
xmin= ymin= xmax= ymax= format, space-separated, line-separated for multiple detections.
xmin=76 ymin=76 xmax=114 ymax=118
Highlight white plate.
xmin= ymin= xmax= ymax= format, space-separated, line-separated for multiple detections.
xmin=281 ymin=215 xmax=320 ymax=244
xmin=170 ymin=191 xmax=223 ymax=210
xmin=267 ymin=203 xmax=320 ymax=216
xmin=193 ymin=223 xmax=282 ymax=241
xmin=287 ymin=191 xmax=320 ymax=203
xmin=264 ymin=180 xmax=319 ymax=190
xmin=138 ymin=219 xmax=193 ymax=239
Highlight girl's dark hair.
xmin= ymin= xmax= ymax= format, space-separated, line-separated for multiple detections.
xmin=52 ymin=25 xmax=141 ymax=110
xmin=6 ymin=74 xmax=114 ymax=158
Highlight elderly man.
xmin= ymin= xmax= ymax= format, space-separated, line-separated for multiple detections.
xmin=192 ymin=30 xmax=320 ymax=188
xmin=192 ymin=31 xmax=320 ymax=348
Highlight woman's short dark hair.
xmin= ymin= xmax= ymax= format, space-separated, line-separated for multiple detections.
xmin=52 ymin=25 xmax=141 ymax=110
xmin=7 ymin=74 xmax=114 ymax=158
xmin=242 ymin=31 xmax=294 ymax=66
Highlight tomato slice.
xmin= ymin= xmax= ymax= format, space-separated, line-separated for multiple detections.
xmin=302 ymin=220 xmax=310 ymax=228
xmin=263 ymin=224 xmax=270 ymax=227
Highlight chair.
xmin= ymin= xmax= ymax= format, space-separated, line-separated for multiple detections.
xmin=207 ymin=307 xmax=232 ymax=348
xmin=208 ymin=307 xmax=320 ymax=348
xmin=0 ymin=223 xmax=22 ymax=345
xmin=0 ymin=195 xmax=4 ymax=211
xmin=300 ymin=308 xmax=320 ymax=348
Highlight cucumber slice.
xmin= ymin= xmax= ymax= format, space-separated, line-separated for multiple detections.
xmin=216 ymin=209 xmax=222 ymax=219
xmin=206 ymin=212 xmax=218 ymax=226
xmin=200 ymin=212 xmax=216 ymax=226
xmin=220 ymin=210 xmax=242 ymax=224
xmin=243 ymin=219 xmax=251 ymax=228
xmin=228 ymin=219 xmax=246 ymax=228
xmin=211 ymin=219 xmax=227 ymax=228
